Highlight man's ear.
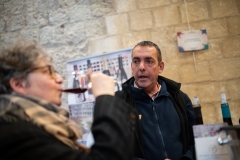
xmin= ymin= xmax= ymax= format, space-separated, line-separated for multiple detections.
xmin=9 ymin=78 xmax=27 ymax=94
xmin=158 ymin=61 xmax=164 ymax=74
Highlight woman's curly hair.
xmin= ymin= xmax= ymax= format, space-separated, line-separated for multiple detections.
xmin=0 ymin=40 xmax=52 ymax=94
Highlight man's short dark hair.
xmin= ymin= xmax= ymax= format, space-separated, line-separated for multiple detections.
xmin=132 ymin=41 xmax=162 ymax=62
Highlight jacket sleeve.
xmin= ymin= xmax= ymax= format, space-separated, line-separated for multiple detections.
xmin=89 ymin=95 xmax=136 ymax=160
xmin=0 ymin=95 xmax=136 ymax=160
xmin=181 ymin=93 xmax=196 ymax=160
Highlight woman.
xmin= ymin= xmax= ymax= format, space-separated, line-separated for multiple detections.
xmin=0 ymin=40 xmax=135 ymax=160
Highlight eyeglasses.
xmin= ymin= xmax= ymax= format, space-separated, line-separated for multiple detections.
xmin=26 ymin=65 xmax=58 ymax=79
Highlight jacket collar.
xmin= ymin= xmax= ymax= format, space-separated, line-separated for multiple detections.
xmin=122 ymin=75 xmax=181 ymax=94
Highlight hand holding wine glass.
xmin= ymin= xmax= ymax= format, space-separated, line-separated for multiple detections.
xmin=90 ymin=72 xmax=115 ymax=98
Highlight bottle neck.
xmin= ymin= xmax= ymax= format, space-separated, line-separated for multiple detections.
xmin=118 ymin=56 xmax=123 ymax=69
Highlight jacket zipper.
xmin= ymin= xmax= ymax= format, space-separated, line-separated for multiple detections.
xmin=152 ymin=101 xmax=168 ymax=158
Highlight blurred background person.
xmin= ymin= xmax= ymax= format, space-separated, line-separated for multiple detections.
xmin=0 ymin=40 xmax=136 ymax=160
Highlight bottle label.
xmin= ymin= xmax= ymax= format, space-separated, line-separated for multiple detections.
xmin=221 ymin=104 xmax=231 ymax=118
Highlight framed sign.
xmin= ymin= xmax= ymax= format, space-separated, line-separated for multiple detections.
xmin=66 ymin=48 xmax=133 ymax=146
xmin=177 ymin=29 xmax=208 ymax=52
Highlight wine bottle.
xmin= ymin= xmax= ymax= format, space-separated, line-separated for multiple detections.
xmin=192 ymin=96 xmax=203 ymax=125
xmin=220 ymin=93 xmax=233 ymax=126
xmin=72 ymin=65 xmax=86 ymax=102
xmin=72 ymin=65 xmax=80 ymax=89
xmin=102 ymin=56 xmax=111 ymax=76
xmin=87 ymin=60 xmax=93 ymax=95
xmin=116 ymin=54 xmax=128 ymax=91
xmin=78 ymin=71 xmax=86 ymax=101
xmin=102 ymin=56 xmax=119 ymax=91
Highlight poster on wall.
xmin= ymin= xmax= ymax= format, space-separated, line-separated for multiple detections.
xmin=66 ymin=48 xmax=133 ymax=147
xmin=177 ymin=29 xmax=208 ymax=52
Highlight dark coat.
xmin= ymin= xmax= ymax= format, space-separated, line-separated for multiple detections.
xmin=0 ymin=95 xmax=135 ymax=160
xmin=115 ymin=76 xmax=195 ymax=160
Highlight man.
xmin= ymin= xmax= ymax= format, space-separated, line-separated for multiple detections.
xmin=116 ymin=41 xmax=195 ymax=160
xmin=0 ymin=40 xmax=135 ymax=160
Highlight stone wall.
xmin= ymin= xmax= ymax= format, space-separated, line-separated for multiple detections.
xmin=0 ymin=0 xmax=239 ymax=125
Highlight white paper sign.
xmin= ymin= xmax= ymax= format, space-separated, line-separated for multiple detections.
xmin=177 ymin=29 xmax=208 ymax=52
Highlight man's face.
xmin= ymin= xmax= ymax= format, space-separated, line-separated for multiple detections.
xmin=20 ymin=60 xmax=63 ymax=106
xmin=131 ymin=45 xmax=164 ymax=91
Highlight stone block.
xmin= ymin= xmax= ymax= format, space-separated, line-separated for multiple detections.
xmin=201 ymin=102 xmax=223 ymax=124
xmin=34 ymin=0 xmax=57 ymax=13
xmin=191 ymin=49 xmax=209 ymax=62
xmin=84 ymin=19 xmax=105 ymax=37
xmin=87 ymin=35 xmax=122 ymax=55
xmin=39 ymin=26 xmax=67 ymax=47
xmin=20 ymin=28 xmax=39 ymax=41
xmin=177 ymin=50 xmax=194 ymax=64
xmin=65 ymin=22 xmax=86 ymax=45
xmin=222 ymin=36 xmax=240 ymax=58
xmin=91 ymin=2 xmax=113 ymax=17
xmin=0 ymin=5 xmax=3 ymax=12
xmin=75 ymin=0 xmax=96 ymax=5
xmin=40 ymin=26 xmax=54 ymax=45
xmin=129 ymin=10 xmax=153 ymax=31
xmin=161 ymin=64 xmax=181 ymax=82
xmin=204 ymin=38 xmax=225 ymax=61
xmin=229 ymin=100 xmax=240 ymax=125
xmin=196 ymin=81 xmax=227 ymax=104
xmin=49 ymin=8 xmax=69 ymax=25
xmin=8 ymin=14 xmax=24 ymax=31
xmin=227 ymin=78 xmax=240 ymax=101
xmin=190 ymin=19 xmax=228 ymax=39
xmin=0 ymin=34 xmax=4 ymax=51
xmin=186 ymin=0 xmax=198 ymax=2
xmin=3 ymin=0 xmax=12 ymax=14
xmin=24 ymin=0 xmax=35 ymax=12
xmin=35 ymin=13 xmax=49 ymax=28
xmin=181 ymin=84 xmax=198 ymax=102
xmin=180 ymin=1 xmax=209 ymax=23
xmin=175 ymin=24 xmax=191 ymax=33
xmin=162 ymin=42 xmax=184 ymax=64
xmin=210 ymin=0 xmax=238 ymax=18
xmin=52 ymin=27 xmax=66 ymax=46
xmin=4 ymin=31 xmax=20 ymax=45
xmin=228 ymin=16 xmax=240 ymax=35
xmin=114 ymin=0 xmax=137 ymax=13
xmin=0 ymin=18 xmax=4 ymax=32
xmin=180 ymin=61 xmax=212 ymax=83
xmin=138 ymin=0 xmax=171 ymax=9
xmin=25 ymin=13 xmax=38 ymax=28
xmin=210 ymin=58 xmax=240 ymax=81
xmin=12 ymin=0 xmax=24 ymax=15
xmin=122 ymin=30 xmax=151 ymax=48
xmin=237 ymin=0 xmax=240 ymax=10
xmin=151 ymin=26 xmax=176 ymax=45
xmin=154 ymin=5 xmax=181 ymax=27
xmin=69 ymin=5 xmax=92 ymax=23
xmin=106 ymin=14 xmax=129 ymax=35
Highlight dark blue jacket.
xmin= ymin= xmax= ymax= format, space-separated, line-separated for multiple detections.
xmin=115 ymin=76 xmax=195 ymax=160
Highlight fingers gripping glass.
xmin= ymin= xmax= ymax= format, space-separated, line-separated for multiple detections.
xmin=26 ymin=65 xmax=57 ymax=78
